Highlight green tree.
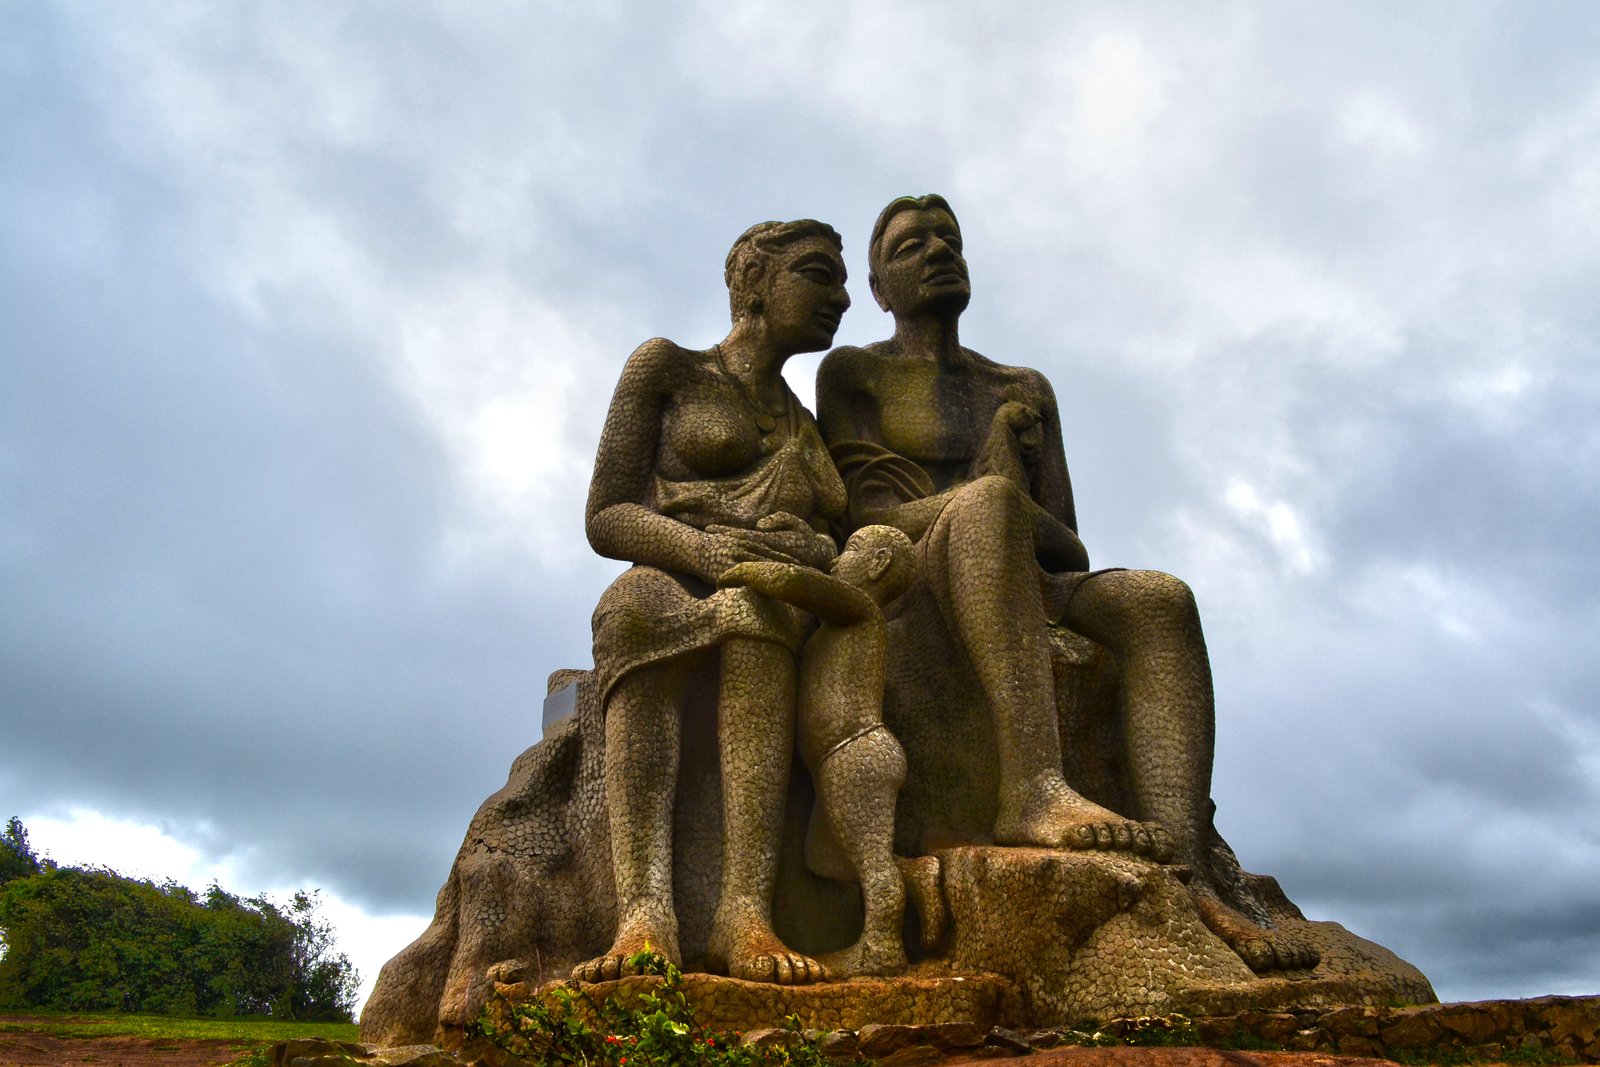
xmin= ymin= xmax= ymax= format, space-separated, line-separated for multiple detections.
xmin=283 ymin=891 xmax=361 ymax=1021
xmin=0 ymin=860 xmax=359 ymax=1020
xmin=0 ymin=817 xmax=42 ymax=885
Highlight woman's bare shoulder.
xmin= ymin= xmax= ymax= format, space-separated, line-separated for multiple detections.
xmin=626 ymin=336 xmax=701 ymax=368
xmin=615 ymin=337 xmax=709 ymax=390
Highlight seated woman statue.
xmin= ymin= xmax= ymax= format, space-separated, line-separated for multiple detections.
xmin=576 ymin=219 xmax=852 ymax=985
xmin=817 ymin=195 xmax=1316 ymax=973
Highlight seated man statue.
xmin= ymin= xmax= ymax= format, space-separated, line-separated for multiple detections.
xmin=816 ymin=194 xmax=1315 ymax=972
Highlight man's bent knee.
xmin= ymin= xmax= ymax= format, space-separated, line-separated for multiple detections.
xmin=1120 ymin=569 xmax=1196 ymax=614
xmin=1071 ymin=568 xmax=1198 ymax=635
xmin=943 ymin=475 xmax=1033 ymax=530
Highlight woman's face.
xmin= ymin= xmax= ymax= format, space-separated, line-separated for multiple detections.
xmin=759 ymin=237 xmax=851 ymax=356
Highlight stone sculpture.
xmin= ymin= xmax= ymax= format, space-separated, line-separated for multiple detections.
xmin=361 ymin=204 xmax=1433 ymax=1055
xmin=815 ymin=193 xmax=1312 ymax=973
xmin=578 ymin=218 xmax=852 ymax=987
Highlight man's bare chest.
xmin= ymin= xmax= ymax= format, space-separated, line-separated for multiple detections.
xmin=870 ymin=364 xmax=1042 ymax=468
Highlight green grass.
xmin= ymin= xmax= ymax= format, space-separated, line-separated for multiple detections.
xmin=0 ymin=1008 xmax=358 ymax=1043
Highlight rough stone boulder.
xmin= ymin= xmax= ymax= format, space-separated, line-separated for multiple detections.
xmin=362 ymin=648 xmax=1433 ymax=1052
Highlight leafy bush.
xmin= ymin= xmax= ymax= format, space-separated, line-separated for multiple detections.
xmin=477 ymin=949 xmax=836 ymax=1067
xmin=0 ymin=819 xmax=359 ymax=1020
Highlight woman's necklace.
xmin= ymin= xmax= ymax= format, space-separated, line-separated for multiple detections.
xmin=714 ymin=345 xmax=788 ymax=434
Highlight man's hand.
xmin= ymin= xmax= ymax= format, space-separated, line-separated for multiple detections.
xmin=974 ymin=401 xmax=1041 ymax=487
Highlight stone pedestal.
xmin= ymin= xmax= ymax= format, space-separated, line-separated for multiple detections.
xmin=362 ymin=671 xmax=1434 ymax=1051
xmin=937 ymin=846 xmax=1433 ymax=1025
xmin=455 ymin=846 xmax=1434 ymax=1056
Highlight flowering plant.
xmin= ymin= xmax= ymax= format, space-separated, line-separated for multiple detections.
xmin=475 ymin=948 xmax=834 ymax=1066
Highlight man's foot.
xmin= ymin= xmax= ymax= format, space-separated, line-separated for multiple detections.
xmin=707 ymin=900 xmax=827 ymax=984
xmin=895 ymin=855 xmax=947 ymax=950
xmin=1192 ymin=889 xmax=1320 ymax=973
xmin=994 ymin=776 xmax=1171 ymax=859
xmin=571 ymin=910 xmax=681 ymax=983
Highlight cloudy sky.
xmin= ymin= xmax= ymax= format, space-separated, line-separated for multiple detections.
xmin=4 ymin=2 xmax=1598 ymax=1013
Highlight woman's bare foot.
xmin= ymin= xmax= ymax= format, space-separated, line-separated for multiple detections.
xmin=707 ymin=900 xmax=827 ymax=984
xmin=1192 ymin=888 xmax=1320 ymax=973
xmin=817 ymin=936 xmax=906 ymax=978
xmin=995 ymin=775 xmax=1171 ymax=859
xmin=571 ymin=908 xmax=681 ymax=983
xmin=895 ymin=855 xmax=947 ymax=950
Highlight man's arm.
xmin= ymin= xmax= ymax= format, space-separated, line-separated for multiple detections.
xmin=1024 ymin=372 xmax=1078 ymax=533
xmin=717 ymin=561 xmax=877 ymax=627
xmin=1008 ymin=372 xmax=1090 ymax=572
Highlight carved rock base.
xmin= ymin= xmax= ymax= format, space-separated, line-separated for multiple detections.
xmin=937 ymin=846 xmax=1433 ymax=1024
xmin=362 ymin=672 xmax=1434 ymax=1051
xmin=453 ymin=847 xmax=1433 ymax=1059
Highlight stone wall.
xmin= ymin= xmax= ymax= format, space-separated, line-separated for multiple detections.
xmin=1192 ymin=995 xmax=1600 ymax=1063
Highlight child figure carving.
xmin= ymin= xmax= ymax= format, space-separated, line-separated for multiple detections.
xmin=718 ymin=525 xmax=944 ymax=977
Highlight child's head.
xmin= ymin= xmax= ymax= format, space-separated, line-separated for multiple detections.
xmin=831 ymin=525 xmax=916 ymax=603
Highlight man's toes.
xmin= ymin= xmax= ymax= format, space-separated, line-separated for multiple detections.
xmin=1068 ymin=824 xmax=1097 ymax=849
xmin=1109 ymin=823 xmax=1134 ymax=851
xmin=1146 ymin=825 xmax=1174 ymax=862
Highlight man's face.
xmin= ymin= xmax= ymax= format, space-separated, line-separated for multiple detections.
xmin=871 ymin=206 xmax=970 ymax=318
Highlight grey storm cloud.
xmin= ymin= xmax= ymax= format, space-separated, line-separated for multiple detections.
xmin=3 ymin=0 xmax=1598 ymax=1005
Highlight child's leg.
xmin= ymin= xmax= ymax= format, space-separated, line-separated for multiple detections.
xmin=893 ymin=854 xmax=946 ymax=951
xmin=814 ymin=726 xmax=909 ymax=976
xmin=804 ymin=802 xmax=854 ymax=882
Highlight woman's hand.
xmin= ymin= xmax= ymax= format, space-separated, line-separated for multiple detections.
xmin=697 ymin=529 xmax=797 ymax=579
xmin=699 ymin=514 xmax=835 ymax=578
xmin=754 ymin=511 xmax=838 ymax=570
